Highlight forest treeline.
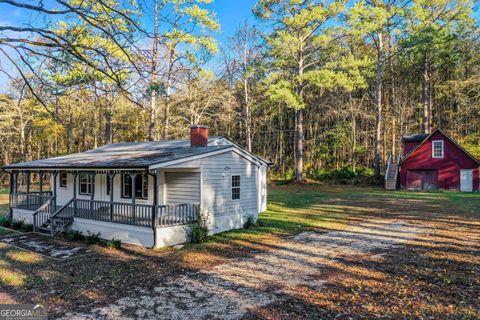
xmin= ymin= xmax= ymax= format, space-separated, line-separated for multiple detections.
xmin=0 ymin=0 xmax=479 ymax=183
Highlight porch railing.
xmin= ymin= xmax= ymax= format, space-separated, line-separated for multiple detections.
xmin=10 ymin=192 xmax=53 ymax=211
xmin=32 ymin=196 xmax=55 ymax=233
xmin=12 ymin=193 xmax=199 ymax=229
xmin=73 ymin=200 xmax=198 ymax=228
xmin=74 ymin=199 xmax=152 ymax=227
xmin=50 ymin=199 xmax=75 ymax=236
xmin=157 ymin=203 xmax=199 ymax=227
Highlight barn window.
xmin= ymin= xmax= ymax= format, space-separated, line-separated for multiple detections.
xmin=59 ymin=172 xmax=67 ymax=188
xmin=432 ymin=140 xmax=444 ymax=158
xmin=122 ymin=173 xmax=148 ymax=199
xmin=79 ymin=174 xmax=94 ymax=195
xmin=232 ymin=175 xmax=240 ymax=200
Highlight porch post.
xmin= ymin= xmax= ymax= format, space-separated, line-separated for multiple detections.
xmin=73 ymin=172 xmax=78 ymax=217
xmin=52 ymin=171 xmax=58 ymax=212
xmin=147 ymin=170 xmax=158 ymax=248
xmin=13 ymin=171 xmax=18 ymax=193
xmin=39 ymin=172 xmax=44 ymax=194
xmin=108 ymin=173 xmax=115 ymax=222
xmin=8 ymin=171 xmax=13 ymax=220
xmin=130 ymin=173 xmax=137 ymax=225
xmin=89 ymin=173 xmax=96 ymax=215
xmin=25 ymin=171 xmax=30 ymax=194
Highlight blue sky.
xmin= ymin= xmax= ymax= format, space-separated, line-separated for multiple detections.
xmin=0 ymin=0 xmax=259 ymax=92
xmin=0 ymin=0 xmax=478 ymax=92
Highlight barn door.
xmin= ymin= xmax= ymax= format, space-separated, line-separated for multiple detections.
xmin=460 ymin=169 xmax=473 ymax=192
xmin=406 ymin=170 xmax=438 ymax=190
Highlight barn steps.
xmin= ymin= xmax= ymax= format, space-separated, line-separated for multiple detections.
xmin=385 ymin=155 xmax=401 ymax=190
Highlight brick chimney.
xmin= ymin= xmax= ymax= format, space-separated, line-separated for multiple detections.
xmin=190 ymin=125 xmax=209 ymax=147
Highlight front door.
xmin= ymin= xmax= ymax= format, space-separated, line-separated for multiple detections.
xmin=460 ymin=169 xmax=473 ymax=192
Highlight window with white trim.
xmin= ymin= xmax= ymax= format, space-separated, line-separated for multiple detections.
xmin=79 ymin=174 xmax=94 ymax=195
xmin=232 ymin=175 xmax=240 ymax=200
xmin=432 ymin=140 xmax=444 ymax=158
xmin=59 ymin=172 xmax=67 ymax=188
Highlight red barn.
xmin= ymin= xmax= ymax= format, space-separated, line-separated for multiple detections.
xmin=397 ymin=129 xmax=479 ymax=192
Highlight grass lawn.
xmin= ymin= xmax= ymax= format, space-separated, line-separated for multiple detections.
xmin=0 ymin=184 xmax=478 ymax=319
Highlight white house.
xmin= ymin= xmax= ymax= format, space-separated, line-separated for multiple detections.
xmin=3 ymin=125 xmax=270 ymax=248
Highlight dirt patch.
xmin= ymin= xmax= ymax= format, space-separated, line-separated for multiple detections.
xmin=0 ymin=234 xmax=91 ymax=259
xmin=60 ymin=220 xmax=422 ymax=319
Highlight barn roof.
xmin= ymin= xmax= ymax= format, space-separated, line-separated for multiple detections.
xmin=402 ymin=133 xmax=429 ymax=142
xmin=1 ymin=137 xmax=241 ymax=171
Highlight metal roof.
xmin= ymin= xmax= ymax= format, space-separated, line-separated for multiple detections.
xmin=2 ymin=137 xmax=232 ymax=171
xmin=402 ymin=133 xmax=429 ymax=142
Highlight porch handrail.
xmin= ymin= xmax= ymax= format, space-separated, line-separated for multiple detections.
xmin=32 ymin=196 xmax=55 ymax=233
xmin=385 ymin=155 xmax=392 ymax=181
xmin=50 ymin=198 xmax=75 ymax=236
xmin=156 ymin=203 xmax=199 ymax=227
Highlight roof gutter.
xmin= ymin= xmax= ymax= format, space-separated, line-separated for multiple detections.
xmin=1 ymin=166 xmax=149 ymax=172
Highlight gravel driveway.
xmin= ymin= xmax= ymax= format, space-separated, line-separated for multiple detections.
xmin=60 ymin=219 xmax=422 ymax=320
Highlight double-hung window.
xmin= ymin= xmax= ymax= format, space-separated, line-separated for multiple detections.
xmin=432 ymin=140 xmax=444 ymax=158
xmin=122 ymin=173 xmax=148 ymax=199
xmin=232 ymin=175 xmax=240 ymax=200
xmin=59 ymin=172 xmax=67 ymax=188
xmin=79 ymin=174 xmax=94 ymax=195
xmin=106 ymin=176 xmax=112 ymax=196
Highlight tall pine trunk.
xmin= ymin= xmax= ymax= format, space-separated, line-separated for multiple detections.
xmin=295 ymin=109 xmax=304 ymax=182
xmin=374 ymin=33 xmax=383 ymax=178
xmin=295 ymin=49 xmax=305 ymax=183
xmin=243 ymin=36 xmax=252 ymax=152
xmin=148 ymin=0 xmax=159 ymax=141
xmin=421 ymin=51 xmax=430 ymax=134
xmin=390 ymin=46 xmax=397 ymax=156
xmin=163 ymin=49 xmax=174 ymax=140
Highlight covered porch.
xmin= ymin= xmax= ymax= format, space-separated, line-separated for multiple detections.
xmin=6 ymin=168 xmax=200 ymax=236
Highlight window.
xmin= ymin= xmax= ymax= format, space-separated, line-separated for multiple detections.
xmin=432 ymin=140 xmax=444 ymax=158
xmin=232 ymin=175 xmax=240 ymax=200
xmin=60 ymin=172 xmax=67 ymax=188
xmin=122 ymin=173 xmax=148 ymax=199
xmin=106 ymin=176 xmax=112 ymax=195
xmin=79 ymin=174 xmax=94 ymax=195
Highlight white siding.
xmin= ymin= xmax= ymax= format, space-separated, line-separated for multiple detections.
xmin=69 ymin=218 xmax=154 ymax=247
xmin=165 ymin=172 xmax=200 ymax=205
xmin=155 ymin=225 xmax=190 ymax=248
xmin=12 ymin=208 xmax=34 ymax=224
xmin=164 ymin=150 xmax=263 ymax=234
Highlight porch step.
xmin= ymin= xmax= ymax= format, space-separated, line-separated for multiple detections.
xmin=35 ymin=217 xmax=74 ymax=236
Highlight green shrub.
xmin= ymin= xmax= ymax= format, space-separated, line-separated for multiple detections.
xmin=190 ymin=206 xmax=209 ymax=244
xmin=107 ymin=238 xmax=121 ymax=249
xmin=86 ymin=232 xmax=102 ymax=245
xmin=11 ymin=220 xmax=24 ymax=230
xmin=66 ymin=230 xmax=85 ymax=241
xmin=0 ymin=215 xmax=11 ymax=228
xmin=22 ymin=224 xmax=33 ymax=232
xmin=257 ymin=219 xmax=267 ymax=227
xmin=243 ymin=214 xmax=257 ymax=229
xmin=308 ymin=166 xmax=374 ymax=182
